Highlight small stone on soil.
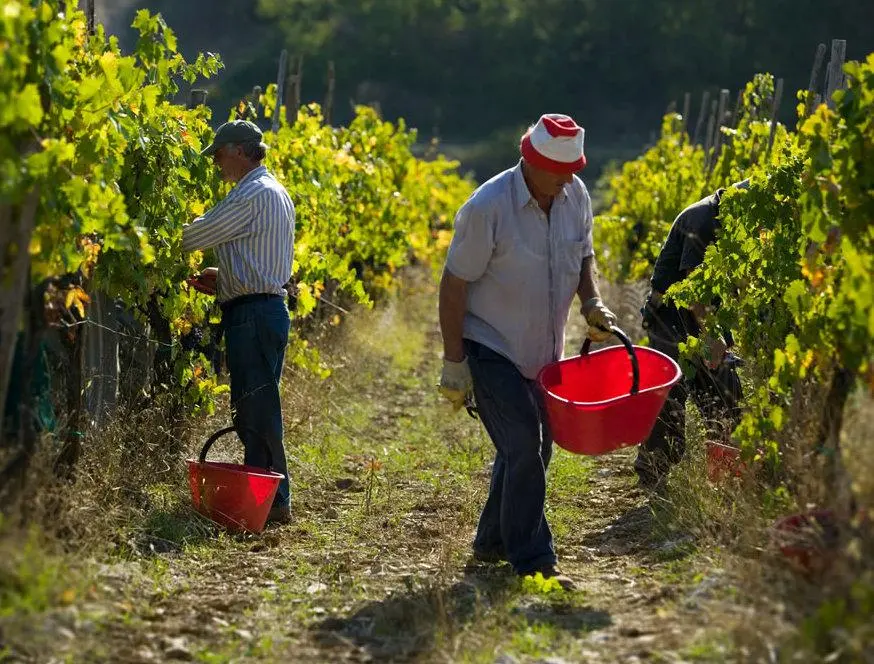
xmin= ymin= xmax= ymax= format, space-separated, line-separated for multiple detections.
xmin=162 ymin=636 xmax=192 ymax=661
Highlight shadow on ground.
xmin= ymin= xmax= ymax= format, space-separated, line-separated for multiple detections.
xmin=311 ymin=563 xmax=612 ymax=660
xmin=580 ymin=501 xmax=698 ymax=566
xmin=581 ymin=504 xmax=656 ymax=555
xmin=135 ymin=506 xmax=219 ymax=554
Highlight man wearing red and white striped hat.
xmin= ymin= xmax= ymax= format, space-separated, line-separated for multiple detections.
xmin=438 ymin=114 xmax=617 ymax=588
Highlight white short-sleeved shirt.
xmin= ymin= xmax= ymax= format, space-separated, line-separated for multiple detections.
xmin=445 ymin=162 xmax=594 ymax=379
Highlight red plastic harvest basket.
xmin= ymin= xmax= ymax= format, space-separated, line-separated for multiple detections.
xmin=537 ymin=326 xmax=681 ymax=455
xmin=770 ymin=509 xmax=839 ymax=575
xmin=187 ymin=427 xmax=283 ymax=533
xmin=706 ymin=441 xmax=746 ymax=481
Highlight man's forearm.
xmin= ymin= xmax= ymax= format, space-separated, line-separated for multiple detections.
xmin=439 ymin=269 xmax=468 ymax=362
xmin=181 ymin=198 xmax=251 ymax=252
xmin=577 ymin=255 xmax=602 ymax=305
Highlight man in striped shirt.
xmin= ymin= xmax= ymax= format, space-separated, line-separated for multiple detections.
xmin=183 ymin=120 xmax=295 ymax=524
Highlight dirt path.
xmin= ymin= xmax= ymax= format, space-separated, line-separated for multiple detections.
xmin=8 ymin=277 xmax=744 ymax=663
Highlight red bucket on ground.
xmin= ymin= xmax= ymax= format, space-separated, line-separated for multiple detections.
xmin=537 ymin=326 xmax=681 ymax=455
xmin=187 ymin=427 xmax=283 ymax=533
xmin=706 ymin=441 xmax=746 ymax=481
xmin=771 ymin=509 xmax=839 ymax=575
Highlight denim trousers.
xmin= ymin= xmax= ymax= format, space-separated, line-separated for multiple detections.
xmin=635 ymin=332 xmax=743 ymax=478
xmin=222 ymin=296 xmax=291 ymax=507
xmin=465 ymin=339 xmax=556 ymax=574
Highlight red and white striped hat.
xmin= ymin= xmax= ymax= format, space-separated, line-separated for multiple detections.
xmin=520 ymin=114 xmax=586 ymax=173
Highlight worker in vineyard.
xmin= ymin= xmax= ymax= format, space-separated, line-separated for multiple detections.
xmin=438 ymin=114 xmax=618 ymax=589
xmin=636 ymin=181 xmax=748 ymax=492
xmin=182 ymin=120 xmax=295 ymax=525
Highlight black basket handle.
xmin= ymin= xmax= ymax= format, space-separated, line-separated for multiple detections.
xmin=197 ymin=426 xmax=274 ymax=470
xmin=581 ymin=325 xmax=640 ymax=396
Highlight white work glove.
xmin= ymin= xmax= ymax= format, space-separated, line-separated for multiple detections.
xmin=438 ymin=357 xmax=472 ymax=412
xmin=582 ymin=297 xmax=618 ymax=343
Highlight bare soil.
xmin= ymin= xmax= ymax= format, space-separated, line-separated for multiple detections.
xmin=2 ymin=277 xmax=750 ymax=663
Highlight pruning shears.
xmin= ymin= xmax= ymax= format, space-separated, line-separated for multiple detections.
xmin=464 ymin=392 xmax=478 ymax=420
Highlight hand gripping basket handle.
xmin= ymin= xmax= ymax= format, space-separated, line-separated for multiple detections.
xmin=581 ymin=325 xmax=640 ymax=396
xmin=198 ymin=426 xmax=274 ymax=470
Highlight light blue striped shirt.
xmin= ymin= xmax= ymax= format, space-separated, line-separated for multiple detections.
xmin=183 ymin=165 xmax=295 ymax=303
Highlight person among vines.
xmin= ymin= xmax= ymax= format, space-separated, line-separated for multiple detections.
xmin=438 ymin=114 xmax=618 ymax=589
xmin=182 ymin=120 xmax=295 ymax=525
xmin=636 ymin=180 xmax=749 ymax=492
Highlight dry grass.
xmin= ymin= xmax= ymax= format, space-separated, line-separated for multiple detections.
xmin=2 ymin=271 xmax=871 ymax=663
xmin=588 ymin=279 xmax=874 ymax=662
xmin=661 ymin=373 xmax=874 ymax=663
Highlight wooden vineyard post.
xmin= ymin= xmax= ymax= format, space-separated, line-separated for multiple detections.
xmin=825 ymin=39 xmax=847 ymax=109
xmin=286 ymin=56 xmax=304 ymax=127
xmin=712 ymin=89 xmax=729 ymax=162
xmin=0 ymin=187 xmax=40 ymax=453
xmin=295 ymin=56 xmax=304 ymax=114
xmin=806 ymin=43 xmax=828 ymax=116
xmin=765 ymin=78 xmax=784 ymax=160
xmin=324 ymin=61 xmax=336 ymax=125
xmin=54 ymin=312 xmax=87 ymax=480
xmin=692 ymin=90 xmax=710 ymax=145
xmin=0 ymin=279 xmax=49 ymax=498
xmin=729 ymin=89 xmax=743 ymax=129
xmin=273 ymin=49 xmax=289 ymax=133
xmin=86 ymin=0 xmax=95 ymax=36
xmin=703 ymin=98 xmax=717 ymax=160
xmin=251 ymin=85 xmax=262 ymax=119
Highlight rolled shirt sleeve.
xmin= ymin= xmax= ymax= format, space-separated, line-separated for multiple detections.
xmin=444 ymin=203 xmax=495 ymax=282
xmin=182 ymin=195 xmax=254 ymax=252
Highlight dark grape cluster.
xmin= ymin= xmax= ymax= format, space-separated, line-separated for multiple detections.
xmin=180 ymin=325 xmax=204 ymax=352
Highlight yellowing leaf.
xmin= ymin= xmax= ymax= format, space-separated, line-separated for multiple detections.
xmin=188 ymin=200 xmax=205 ymax=217
xmin=64 ymin=287 xmax=90 ymax=319
xmin=98 ymin=51 xmax=119 ymax=79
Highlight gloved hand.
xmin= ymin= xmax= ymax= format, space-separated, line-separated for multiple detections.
xmin=582 ymin=297 xmax=618 ymax=343
xmin=438 ymin=357 xmax=472 ymax=411
xmin=702 ymin=334 xmax=728 ymax=370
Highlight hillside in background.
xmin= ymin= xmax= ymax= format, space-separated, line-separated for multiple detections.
xmin=93 ymin=0 xmax=874 ymax=180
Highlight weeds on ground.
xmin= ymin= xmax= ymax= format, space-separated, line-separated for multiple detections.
xmin=661 ymin=375 xmax=874 ymax=663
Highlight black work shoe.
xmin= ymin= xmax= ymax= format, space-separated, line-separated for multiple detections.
xmin=472 ymin=546 xmax=506 ymax=564
xmin=524 ymin=564 xmax=577 ymax=591
xmin=266 ymin=505 xmax=291 ymax=525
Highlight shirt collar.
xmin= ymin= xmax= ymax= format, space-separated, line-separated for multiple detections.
xmin=235 ymin=164 xmax=267 ymax=188
xmin=512 ymin=160 xmax=568 ymax=210
xmin=512 ymin=162 xmax=532 ymax=210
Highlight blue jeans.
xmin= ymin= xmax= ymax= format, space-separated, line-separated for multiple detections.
xmin=223 ymin=296 xmax=290 ymax=507
xmin=465 ymin=340 xmax=556 ymax=574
